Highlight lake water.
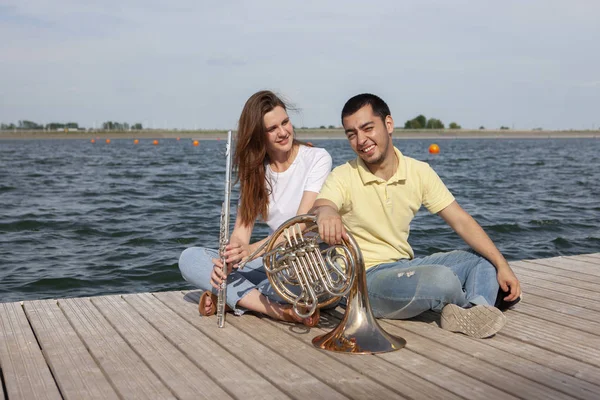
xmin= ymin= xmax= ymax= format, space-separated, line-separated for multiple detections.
xmin=1 ymin=137 xmax=599 ymax=302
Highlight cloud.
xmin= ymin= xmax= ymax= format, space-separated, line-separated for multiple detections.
xmin=1 ymin=0 xmax=599 ymax=130
xmin=206 ymin=57 xmax=247 ymax=67
xmin=577 ymin=81 xmax=600 ymax=88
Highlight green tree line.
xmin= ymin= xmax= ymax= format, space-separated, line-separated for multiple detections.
xmin=403 ymin=115 xmax=461 ymax=130
xmin=101 ymin=121 xmax=143 ymax=130
xmin=0 ymin=120 xmax=144 ymax=131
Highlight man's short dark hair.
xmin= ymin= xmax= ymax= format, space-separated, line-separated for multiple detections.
xmin=341 ymin=93 xmax=391 ymax=123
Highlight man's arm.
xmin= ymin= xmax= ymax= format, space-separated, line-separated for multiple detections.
xmin=438 ymin=201 xmax=521 ymax=302
xmin=310 ymin=199 xmax=349 ymax=245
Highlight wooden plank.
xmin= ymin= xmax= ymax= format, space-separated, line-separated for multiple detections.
xmin=522 ymin=257 xmax=600 ymax=277
xmin=58 ymin=298 xmax=175 ymax=399
xmin=550 ymin=254 xmax=600 ymax=262
xmin=569 ymin=255 xmax=600 ymax=265
xmin=23 ymin=300 xmax=119 ymax=399
xmin=522 ymin=292 xmax=600 ymax=323
xmin=577 ymin=253 xmax=600 ymax=261
xmin=90 ymin=295 xmax=232 ymax=400
xmin=3 ymin=252 xmax=598 ymax=400
xmin=260 ymin=318 xmax=466 ymax=400
xmin=511 ymin=260 xmax=600 ymax=284
xmin=413 ymin=311 xmax=600 ymax=386
xmin=392 ymin=312 xmax=600 ymax=400
xmin=517 ymin=274 xmax=600 ymax=302
xmin=513 ymin=302 xmax=600 ymax=335
xmin=122 ymin=292 xmax=290 ymax=400
xmin=512 ymin=266 xmax=600 ymax=292
xmin=225 ymin=310 xmax=416 ymax=400
xmin=500 ymin=311 xmax=600 ymax=368
xmin=0 ymin=302 xmax=62 ymax=400
xmin=519 ymin=284 xmax=600 ymax=312
xmin=375 ymin=320 xmax=575 ymax=400
xmin=155 ymin=291 xmax=350 ymax=400
xmin=487 ymin=332 xmax=600 ymax=385
xmin=253 ymin=310 xmax=513 ymax=400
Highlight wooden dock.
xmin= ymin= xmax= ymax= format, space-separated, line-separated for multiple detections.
xmin=1 ymin=253 xmax=600 ymax=399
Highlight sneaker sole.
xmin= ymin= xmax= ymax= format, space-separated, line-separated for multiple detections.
xmin=440 ymin=304 xmax=506 ymax=338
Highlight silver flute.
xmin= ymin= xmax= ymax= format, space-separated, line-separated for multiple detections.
xmin=217 ymin=130 xmax=233 ymax=328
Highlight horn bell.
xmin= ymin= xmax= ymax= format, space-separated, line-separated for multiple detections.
xmin=263 ymin=214 xmax=406 ymax=354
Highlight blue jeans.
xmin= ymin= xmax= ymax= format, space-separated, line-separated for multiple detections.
xmin=366 ymin=250 xmax=500 ymax=319
xmin=178 ymin=246 xmax=288 ymax=315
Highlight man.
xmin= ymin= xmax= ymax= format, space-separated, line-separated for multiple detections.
xmin=311 ymin=93 xmax=521 ymax=338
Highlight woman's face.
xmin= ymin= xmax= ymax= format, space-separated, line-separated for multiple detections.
xmin=263 ymin=106 xmax=294 ymax=155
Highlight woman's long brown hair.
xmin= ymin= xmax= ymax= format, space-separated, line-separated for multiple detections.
xmin=234 ymin=90 xmax=299 ymax=226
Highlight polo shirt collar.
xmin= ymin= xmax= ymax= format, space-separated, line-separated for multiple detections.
xmin=356 ymin=146 xmax=407 ymax=184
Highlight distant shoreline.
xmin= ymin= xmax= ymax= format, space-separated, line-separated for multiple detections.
xmin=1 ymin=129 xmax=598 ymax=141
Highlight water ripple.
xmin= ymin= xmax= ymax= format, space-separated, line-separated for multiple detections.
xmin=1 ymin=137 xmax=599 ymax=302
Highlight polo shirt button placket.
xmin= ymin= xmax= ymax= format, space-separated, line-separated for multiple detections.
xmin=385 ymin=184 xmax=392 ymax=206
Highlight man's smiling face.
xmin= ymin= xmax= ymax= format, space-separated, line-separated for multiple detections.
xmin=343 ymin=104 xmax=394 ymax=166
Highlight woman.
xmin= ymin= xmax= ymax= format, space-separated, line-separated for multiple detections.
xmin=179 ymin=90 xmax=332 ymax=325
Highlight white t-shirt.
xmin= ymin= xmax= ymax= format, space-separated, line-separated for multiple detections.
xmin=264 ymin=145 xmax=332 ymax=232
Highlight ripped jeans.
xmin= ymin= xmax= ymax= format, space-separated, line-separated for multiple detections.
xmin=179 ymin=246 xmax=284 ymax=315
xmin=366 ymin=250 xmax=500 ymax=319
xmin=179 ymin=246 xmax=341 ymax=315
xmin=179 ymin=246 xmax=313 ymax=315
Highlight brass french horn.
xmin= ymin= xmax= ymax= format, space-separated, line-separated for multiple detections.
xmin=262 ymin=214 xmax=406 ymax=354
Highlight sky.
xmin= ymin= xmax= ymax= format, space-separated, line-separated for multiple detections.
xmin=1 ymin=0 xmax=599 ymax=130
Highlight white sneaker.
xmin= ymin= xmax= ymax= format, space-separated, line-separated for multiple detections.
xmin=440 ymin=304 xmax=506 ymax=338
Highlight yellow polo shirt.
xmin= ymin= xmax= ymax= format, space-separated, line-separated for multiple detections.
xmin=317 ymin=147 xmax=455 ymax=269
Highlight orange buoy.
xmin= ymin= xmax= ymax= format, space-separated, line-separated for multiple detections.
xmin=428 ymin=143 xmax=440 ymax=154
xmin=176 ymin=137 xmax=180 ymax=141
xmin=133 ymin=139 xmax=139 ymax=144
xmin=192 ymin=140 xmax=199 ymax=147
xmin=105 ymin=139 xmax=111 ymax=144
xmin=90 ymin=139 xmax=95 ymax=143
xmin=153 ymin=140 xmax=159 ymax=145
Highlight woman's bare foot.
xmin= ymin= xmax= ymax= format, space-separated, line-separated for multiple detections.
xmin=199 ymin=291 xmax=217 ymax=316
xmin=199 ymin=291 xmax=232 ymax=316
xmin=280 ymin=306 xmax=320 ymax=327
xmin=235 ymin=289 xmax=319 ymax=326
